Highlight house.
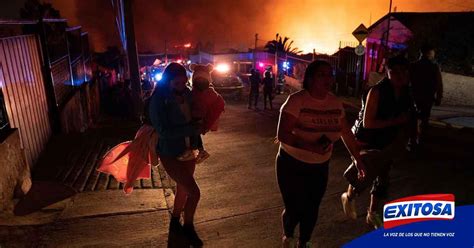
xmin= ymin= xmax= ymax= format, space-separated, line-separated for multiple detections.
xmin=363 ymin=11 xmax=474 ymax=106
xmin=364 ymin=11 xmax=474 ymax=79
xmin=0 ymin=18 xmax=98 ymax=213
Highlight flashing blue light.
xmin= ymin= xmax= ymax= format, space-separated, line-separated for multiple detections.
xmin=154 ymin=73 xmax=163 ymax=81
xmin=282 ymin=61 xmax=290 ymax=70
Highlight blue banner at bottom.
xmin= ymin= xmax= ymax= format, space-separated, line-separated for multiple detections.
xmin=344 ymin=205 xmax=474 ymax=248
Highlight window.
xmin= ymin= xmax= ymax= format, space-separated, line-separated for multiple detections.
xmin=243 ymin=64 xmax=252 ymax=74
xmin=237 ymin=63 xmax=252 ymax=74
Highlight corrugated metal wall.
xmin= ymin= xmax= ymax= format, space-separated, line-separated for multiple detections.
xmin=51 ymin=55 xmax=73 ymax=105
xmin=0 ymin=35 xmax=52 ymax=168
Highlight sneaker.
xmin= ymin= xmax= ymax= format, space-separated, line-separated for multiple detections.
xmin=297 ymin=241 xmax=313 ymax=248
xmin=169 ymin=217 xmax=183 ymax=233
xmin=406 ymin=141 xmax=418 ymax=152
xmin=177 ymin=149 xmax=196 ymax=161
xmin=195 ymin=150 xmax=210 ymax=164
xmin=366 ymin=211 xmax=383 ymax=229
xmin=341 ymin=192 xmax=357 ymax=220
xmin=183 ymin=224 xmax=203 ymax=247
xmin=282 ymin=236 xmax=296 ymax=248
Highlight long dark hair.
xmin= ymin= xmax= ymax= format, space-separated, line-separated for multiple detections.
xmin=155 ymin=62 xmax=187 ymax=94
xmin=302 ymin=60 xmax=332 ymax=90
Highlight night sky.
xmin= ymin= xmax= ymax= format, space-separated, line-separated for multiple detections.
xmin=46 ymin=0 xmax=473 ymax=54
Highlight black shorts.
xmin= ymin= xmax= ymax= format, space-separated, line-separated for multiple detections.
xmin=343 ymin=149 xmax=392 ymax=198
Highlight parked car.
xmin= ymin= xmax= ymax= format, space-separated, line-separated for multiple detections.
xmin=211 ymin=72 xmax=244 ymax=100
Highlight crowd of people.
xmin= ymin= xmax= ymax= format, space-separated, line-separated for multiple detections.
xmin=248 ymin=68 xmax=278 ymax=110
xmin=95 ymin=68 xmax=135 ymax=119
xmin=98 ymin=44 xmax=443 ymax=247
xmin=276 ymin=45 xmax=443 ymax=247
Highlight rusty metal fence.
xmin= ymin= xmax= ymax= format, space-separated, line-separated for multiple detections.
xmin=0 ymin=35 xmax=52 ymax=167
xmin=283 ymin=42 xmax=364 ymax=96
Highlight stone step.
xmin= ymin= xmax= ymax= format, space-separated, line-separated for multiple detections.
xmin=73 ymin=142 xmax=107 ymax=192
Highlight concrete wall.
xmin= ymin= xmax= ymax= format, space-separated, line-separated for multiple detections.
xmin=367 ymin=72 xmax=474 ymax=107
xmin=60 ymin=90 xmax=86 ymax=133
xmin=442 ymin=72 xmax=474 ymax=107
xmin=284 ymin=75 xmax=302 ymax=93
xmin=281 ymin=72 xmax=474 ymax=107
xmin=59 ymin=82 xmax=100 ymax=134
xmin=0 ymin=129 xmax=32 ymax=214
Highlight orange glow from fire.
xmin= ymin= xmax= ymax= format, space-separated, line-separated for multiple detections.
xmin=257 ymin=0 xmax=472 ymax=54
xmin=47 ymin=0 xmax=473 ymax=53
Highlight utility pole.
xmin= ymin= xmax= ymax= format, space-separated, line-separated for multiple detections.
xmin=274 ymin=49 xmax=278 ymax=79
xmin=254 ymin=33 xmax=258 ymax=68
xmin=355 ymin=54 xmax=362 ymax=96
xmin=165 ymin=40 xmax=168 ymax=64
xmin=123 ymin=0 xmax=142 ymax=117
xmin=385 ymin=0 xmax=393 ymax=53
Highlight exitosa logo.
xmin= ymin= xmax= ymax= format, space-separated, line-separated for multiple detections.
xmin=383 ymin=194 xmax=455 ymax=229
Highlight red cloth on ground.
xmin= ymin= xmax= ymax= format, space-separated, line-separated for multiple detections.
xmin=97 ymin=125 xmax=159 ymax=194
xmin=192 ymin=87 xmax=225 ymax=133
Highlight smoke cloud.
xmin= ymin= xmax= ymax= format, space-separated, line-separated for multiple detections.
xmin=48 ymin=0 xmax=473 ymax=54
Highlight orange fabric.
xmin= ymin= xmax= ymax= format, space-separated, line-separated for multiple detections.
xmin=97 ymin=125 xmax=159 ymax=194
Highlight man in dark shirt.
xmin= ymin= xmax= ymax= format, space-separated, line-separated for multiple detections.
xmin=248 ymin=68 xmax=262 ymax=109
xmin=263 ymin=70 xmax=274 ymax=110
xmin=409 ymin=45 xmax=443 ymax=146
xmin=342 ymin=56 xmax=414 ymax=229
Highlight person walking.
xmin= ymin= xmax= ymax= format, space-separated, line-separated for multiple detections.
xmin=248 ymin=68 xmax=262 ymax=109
xmin=276 ymin=60 xmax=366 ymax=248
xmin=263 ymin=70 xmax=275 ymax=110
xmin=408 ymin=44 xmax=443 ymax=148
xmin=149 ymin=63 xmax=203 ymax=246
xmin=341 ymin=56 xmax=415 ymax=229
